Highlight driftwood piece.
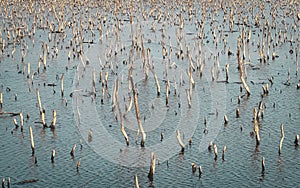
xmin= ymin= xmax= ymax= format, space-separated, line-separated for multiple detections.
xmin=16 ymin=179 xmax=39 ymax=185
xmin=0 ymin=111 xmax=20 ymax=117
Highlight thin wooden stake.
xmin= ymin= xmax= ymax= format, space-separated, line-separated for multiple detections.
xmin=70 ymin=144 xmax=76 ymax=157
xmin=295 ymin=134 xmax=299 ymax=146
xmin=43 ymin=42 xmax=47 ymax=70
xmin=13 ymin=118 xmax=18 ymax=128
xmin=185 ymin=89 xmax=191 ymax=108
xmin=222 ymin=145 xmax=227 ymax=161
xmin=148 ymin=49 xmax=160 ymax=96
xmin=236 ymin=108 xmax=240 ymax=118
xmin=36 ymin=88 xmax=43 ymax=114
xmin=238 ymin=57 xmax=251 ymax=95
xmin=254 ymin=119 xmax=260 ymax=145
xmin=0 ymin=92 xmax=3 ymax=108
xmin=61 ymin=74 xmax=64 ymax=97
xmin=27 ymin=62 xmax=31 ymax=79
xmin=213 ymin=143 xmax=218 ymax=161
xmin=225 ymin=64 xmax=229 ymax=83
xmin=134 ymin=174 xmax=139 ymax=188
xmin=166 ymin=80 xmax=169 ymax=106
xmin=186 ymin=68 xmax=195 ymax=87
xmin=50 ymin=110 xmax=57 ymax=129
xmin=262 ymin=157 xmax=265 ymax=173
xmin=278 ymin=124 xmax=284 ymax=155
xmin=224 ymin=115 xmax=228 ymax=124
xmin=129 ymin=67 xmax=146 ymax=147
xmin=148 ymin=152 xmax=156 ymax=181
xmin=7 ymin=177 xmax=10 ymax=188
xmin=76 ymin=158 xmax=81 ymax=172
xmin=199 ymin=166 xmax=203 ymax=176
xmin=51 ymin=149 xmax=55 ymax=163
xmin=115 ymin=78 xmax=129 ymax=146
xmin=20 ymin=112 xmax=24 ymax=127
xmin=101 ymin=87 xmax=105 ymax=104
xmin=41 ymin=112 xmax=47 ymax=128
xmin=176 ymin=130 xmax=185 ymax=152
xmin=123 ymin=96 xmax=132 ymax=117
xmin=29 ymin=126 xmax=35 ymax=155
xmin=192 ymin=163 xmax=197 ymax=173
xmin=211 ymin=66 xmax=215 ymax=81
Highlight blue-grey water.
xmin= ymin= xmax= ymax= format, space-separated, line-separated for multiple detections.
xmin=0 ymin=0 xmax=300 ymax=187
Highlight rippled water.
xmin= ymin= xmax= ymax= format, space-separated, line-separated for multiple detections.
xmin=0 ymin=0 xmax=300 ymax=187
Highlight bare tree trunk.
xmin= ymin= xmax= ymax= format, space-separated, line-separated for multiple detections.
xmin=115 ymin=78 xmax=129 ymax=146
xmin=129 ymin=67 xmax=146 ymax=147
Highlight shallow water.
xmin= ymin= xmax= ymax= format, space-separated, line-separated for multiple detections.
xmin=0 ymin=0 xmax=300 ymax=187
